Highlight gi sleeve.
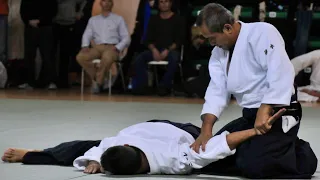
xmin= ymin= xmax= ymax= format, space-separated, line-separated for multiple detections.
xmin=73 ymin=137 xmax=116 ymax=170
xmin=251 ymin=24 xmax=295 ymax=106
xmin=291 ymin=50 xmax=320 ymax=76
xmin=200 ymin=48 xmax=230 ymax=119
xmin=81 ymin=17 xmax=94 ymax=48
xmin=178 ymin=131 xmax=235 ymax=170
xmin=115 ymin=16 xmax=131 ymax=51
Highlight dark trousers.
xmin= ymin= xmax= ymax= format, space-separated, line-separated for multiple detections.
xmin=21 ymin=120 xmax=200 ymax=166
xmin=200 ymin=101 xmax=318 ymax=179
xmin=0 ymin=15 xmax=8 ymax=63
xmin=24 ymin=26 xmax=56 ymax=86
xmin=132 ymin=49 xmax=179 ymax=89
xmin=53 ymin=23 xmax=76 ymax=87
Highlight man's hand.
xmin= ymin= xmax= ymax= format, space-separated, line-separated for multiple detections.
xmin=152 ymin=48 xmax=162 ymax=61
xmin=190 ymin=114 xmax=216 ymax=153
xmin=29 ymin=19 xmax=40 ymax=28
xmin=84 ymin=161 xmax=102 ymax=174
xmin=160 ymin=49 xmax=169 ymax=59
xmin=76 ymin=13 xmax=83 ymax=21
xmin=81 ymin=47 xmax=90 ymax=53
xmin=190 ymin=132 xmax=213 ymax=153
xmin=112 ymin=46 xmax=120 ymax=54
xmin=255 ymin=107 xmax=286 ymax=135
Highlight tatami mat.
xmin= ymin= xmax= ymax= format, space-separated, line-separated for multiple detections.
xmin=0 ymin=99 xmax=319 ymax=180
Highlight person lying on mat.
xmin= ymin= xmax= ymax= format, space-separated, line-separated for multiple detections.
xmin=291 ymin=50 xmax=320 ymax=102
xmin=2 ymin=109 xmax=284 ymax=175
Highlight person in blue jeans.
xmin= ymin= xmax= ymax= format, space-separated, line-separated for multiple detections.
xmin=132 ymin=0 xmax=185 ymax=96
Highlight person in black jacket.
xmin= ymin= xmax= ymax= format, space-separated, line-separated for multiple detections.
xmin=132 ymin=0 xmax=185 ymax=96
xmin=19 ymin=0 xmax=58 ymax=89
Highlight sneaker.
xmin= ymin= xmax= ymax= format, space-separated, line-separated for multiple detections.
xmin=18 ymin=83 xmax=33 ymax=89
xmin=47 ymin=83 xmax=57 ymax=90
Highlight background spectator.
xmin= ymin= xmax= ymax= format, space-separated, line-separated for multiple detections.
xmin=132 ymin=0 xmax=185 ymax=96
xmin=0 ymin=0 xmax=9 ymax=64
xmin=8 ymin=0 xmax=24 ymax=61
xmin=76 ymin=0 xmax=130 ymax=94
xmin=19 ymin=0 xmax=58 ymax=89
xmin=53 ymin=0 xmax=87 ymax=88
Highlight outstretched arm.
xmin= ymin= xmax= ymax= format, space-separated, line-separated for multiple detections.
xmin=179 ymin=109 xmax=286 ymax=170
xmin=73 ymin=137 xmax=116 ymax=173
xmin=291 ymin=50 xmax=320 ymax=76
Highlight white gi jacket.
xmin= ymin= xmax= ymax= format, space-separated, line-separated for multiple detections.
xmin=201 ymin=21 xmax=295 ymax=119
xmin=73 ymin=122 xmax=235 ymax=174
xmin=291 ymin=50 xmax=320 ymax=102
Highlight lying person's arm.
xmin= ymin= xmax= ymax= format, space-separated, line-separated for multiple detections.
xmin=73 ymin=137 xmax=116 ymax=173
xmin=178 ymin=109 xmax=286 ymax=171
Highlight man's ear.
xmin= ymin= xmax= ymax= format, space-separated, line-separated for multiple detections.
xmin=223 ymin=24 xmax=233 ymax=34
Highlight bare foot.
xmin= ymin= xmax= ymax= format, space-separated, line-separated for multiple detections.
xmin=1 ymin=148 xmax=40 ymax=163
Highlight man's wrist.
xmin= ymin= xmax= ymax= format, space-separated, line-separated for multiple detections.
xmin=201 ymin=114 xmax=217 ymax=134
xmin=259 ymin=104 xmax=273 ymax=114
xmin=88 ymin=160 xmax=99 ymax=165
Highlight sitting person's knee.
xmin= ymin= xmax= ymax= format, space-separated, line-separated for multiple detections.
xmin=76 ymin=53 xmax=87 ymax=64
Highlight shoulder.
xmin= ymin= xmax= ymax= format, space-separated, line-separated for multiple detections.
xmin=247 ymin=22 xmax=283 ymax=42
xmin=247 ymin=22 xmax=284 ymax=48
xmin=172 ymin=13 xmax=184 ymax=21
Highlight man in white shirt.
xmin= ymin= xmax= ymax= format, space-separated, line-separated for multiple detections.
xmin=76 ymin=0 xmax=130 ymax=93
xmin=2 ymin=114 xmax=283 ymax=175
xmin=191 ymin=3 xmax=317 ymax=179
xmin=291 ymin=50 xmax=320 ymax=102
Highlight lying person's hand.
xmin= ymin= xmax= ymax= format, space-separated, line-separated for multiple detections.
xmin=254 ymin=108 xmax=286 ymax=135
xmin=84 ymin=160 xmax=102 ymax=174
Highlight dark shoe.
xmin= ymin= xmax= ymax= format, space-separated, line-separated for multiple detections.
xmin=157 ymin=86 xmax=171 ymax=96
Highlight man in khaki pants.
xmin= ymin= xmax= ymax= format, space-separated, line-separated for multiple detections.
xmin=77 ymin=0 xmax=130 ymax=93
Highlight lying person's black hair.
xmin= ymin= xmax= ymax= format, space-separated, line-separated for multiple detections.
xmin=100 ymin=145 xmax=143 ymax=175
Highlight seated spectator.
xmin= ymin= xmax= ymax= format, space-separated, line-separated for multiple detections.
xmin=131 ymin=0 xmax=185 ymax=96
xmin=291 ymin=50 xmax=320 ymax=102
xmin=19 ymin=0 xmax=58 ymax=89
xmin=76 ymin=0 xmax=130 ymax=94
